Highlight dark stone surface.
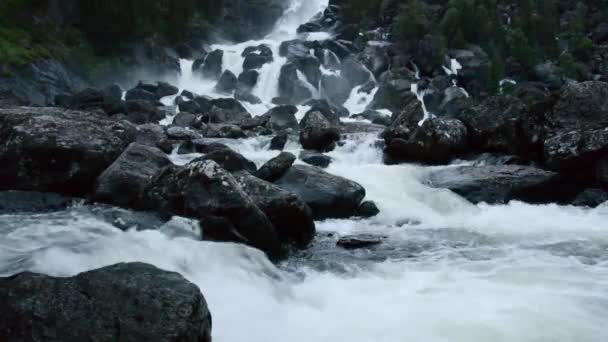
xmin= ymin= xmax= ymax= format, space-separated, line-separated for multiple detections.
xmin=0 ymin=107 xmax=136 ymax=195
xmin=0 ymin=263 xmax=212 ymax=342
xmin=255 ymin=152 xmax=296 ymax=182
xmin=275 ymin=164 xmax=366 ymax=219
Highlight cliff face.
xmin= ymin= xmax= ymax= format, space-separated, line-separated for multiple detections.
xmin=215 ymin=0 xmax=288 ymax=42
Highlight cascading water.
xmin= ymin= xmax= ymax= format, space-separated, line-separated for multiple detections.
xmin=1 ymin=1 xmax=608 ymax=341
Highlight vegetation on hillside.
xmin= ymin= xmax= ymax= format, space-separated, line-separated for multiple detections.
xmin=0 ymin=0 xmax=222 ymax=67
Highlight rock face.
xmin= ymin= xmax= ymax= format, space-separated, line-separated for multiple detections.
xmin=235 ymin=171 xmax=315 ymax=247
xmin=0 ymin=191 xmax=72 ymax=214
xmin=275 ymin=165 xmax=366 ymax=219
xmin=299 ymin=150 xmax=332 ymax=168
xmin=0 ymin=262 xmax=212 ymax=342
xmin=543 ymin=81 xmax=608 ymax=171
xmin=144 ymin=160 xmax=283 ymax=257
xmin=427 ymin=165 xmax=562 ymax=204
xmin=300 ymin=110 xmax=341 ymax=152
xmin=0 ymin=107 xmax=136 ymax=195
xmin=94 ymin=143 xmax=171 ymax=207
xmin=384 ymin=107 xmax=468 ymax=164
xmin=218 ymin=0 xmax=286 ymax=42
xmin=255 ymin=152 xmax=296 ymax=182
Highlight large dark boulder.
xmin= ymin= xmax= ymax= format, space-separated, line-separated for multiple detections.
xmin=427 ymin=165 xmax=562 ymax=204
xmin=143 ymin=160 xmax=282 ymax=257
xmin=125 ymin=88 xmax=158 ymax=102
xmin=0 ymin=107 xmax=136 ymax=195
xmin=320 ymin=74 xmax=352 ymax=106
xmin=197 ymin=146 xmax=257 ymax=173
xmin=572 ymin=189 xmax=608 ymax=208
xmin=124 ymin=100 xmax=165 ymax=124
xmin=544 ymin=81 xmax=608 ymax=171
xmin=94 ymin=143 xmax=171 ymax=207
xmin=0 ymin=191 xmax=72 ymax=214
xmin=235 ymin=171 xmax=315 ymax=247
xmin=214 ymin=70 xmax=238 ymax=94
xmin=195 ymin=49 xmax=224 ymax=80
xmin=262 ymin=105 xmax=299 ymax=131
xmin=384 ymin=107 xmax=468 ymax=164
xmin=0 ymin=263 xmax=212 ymax=342
xmin=299 ymin=150 xmax=332 ymax=168
xmin=255 ymin=152 xmax=296 ymax=182
xmin=208 ymin=98 xmax=251 ymax=123
xmin=369 ymin=69 xmax=417 ymax=112
xmin=303 ymin=99 xmax=341 ymax=125
xmin=300 ymin=110 xmax=341 ymax=152
xmin=57 ymin=85 xmax=123 ymax=113
xmin=275 ymin=164 xmax=366 ymax=219
xmin=278 ymin=63 xmax=313 ymax=104
xmin=270 ymin=133 xmax=288 ymax=150
xmin=237 ymin=70 xmax=259 ymax=90
xmin=341 ymin=58 xmax=373 ymax=88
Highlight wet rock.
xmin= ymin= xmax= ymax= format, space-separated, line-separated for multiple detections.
xmin=208 ymin=98 xmax=251 ymax=123
xmin=178 ymin=100 xmax=202 ymax=113
xmin=172 ymin=112 xmax=197 ymax=128
xmin=303 ymin=99 xmax=341 ymax=125
xmin=352 ymin=110 xmax=391 ymax=126
xmin=453 ymin=94 xmax=542 ymax=159
xmin=166 ymin=127 xmax=203 ymax=141
xmin=572 ymin=189 xmax=608 ymax=208
xmin=235 ymin=89 xmax=262 ymax=104
xmin=135 ymin=123 xmax=172 ymax=152
xmin=177 ymin=140 xmax=229 ymax=155
xmin=125 ymin=87 xmax=157 ymax=102
xmin=595 ymin=156 xmax=608 ymax=185
xmin=196 ymin=146 xmax=257 ymax=173
xmin=369 ymin=69 xmax=417 ymax=112
xmin=155 ymin=81 xmax=179 ymax=98
xmin=237 ymin=70 xmax=259 ymax=90
xmin=0 ymin=262 xmax=212 ymax=342
xmin=196 ymin=49 xmax=223 ymax=80
xmin=214 ymin=70 xmax=238 ymax=94
xmin=320 ymin=74 xmax=351 ymax=106
xmin=299 ymin=150 xmax=332 ymax=168
xmin=384 ymin=114 xmax=468 ymax=164
xmin=448 ymin=46 xmax=491 ymax=97
xmin=58 ymin=85 xmax=123 ymax=113
xmin=94 ymin=143 xmax=171 ymax=207
xmin=275 ymin=164 xmax=366 ymax=219
xmin=341 ymin=58 xmax=373 ymax=87
xmin=427 ymin=165 xmax=562 ymax=204
xmin=143 ymin=160 xmax=282 ymax=257
xmin=123 ymin=100 xmax=165 ymax=124
xmin=217 ymin=0 xmax=286 ymax=42
xmin=278 ymin=63 xmax=313 ymax=104
xmin=361 ymin=41 xmax=391 ymax=77
xmin=299 ymin=110 xmax=341 ymax=152
xmin=533 ymin=62 xmax=564 ymax=90
xmin=337 ymin=234 xmax=384 ymax=249
xmin=270 ymin=133 xmax=288 ymax=150
xmin=262 ymin=105 xmax=299 ymax=131
xmin=356 ymin=201 xmax=380 ymax=218
xmin=204 ymin=123 xmax=246 ymax=139
xmin=543 ymin=81 xmax=608 ymax=171
xmin=0 ymin=191 xmax=72 ymax=214
xmin=0 ymin=107 xmax=136 ymax=195
xmin=235 ymin=171 xmax=315 ymax=247
xmin=255 ymin=152 xmax=296 ymax=182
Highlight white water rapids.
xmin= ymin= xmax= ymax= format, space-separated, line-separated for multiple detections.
xmin=1 ymin=1 xmax=608 ymax=341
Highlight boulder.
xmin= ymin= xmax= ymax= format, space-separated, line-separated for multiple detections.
xmin=452 ymin=94 xmax=542 ymax=158
xmin=572 ymin=189 xmax=608 ymax=208
xmin=543 ymin=81 xmax=608 ymax=171
xmin=341 ymin=58 xmax=373 ymax=87
xmin=58 ymin=85 xmax=123 ymax=112
xmin=237 ymin=70 xmax=259 ymax=90
xmin=263 ymin=105 xmax=299 ymax=131
xmin=426 ymin=165 xmax=562 ymax=204
xmin=274 ymin=164 xmax=366 ymax=219
xmin=155 ymin=81 xmax=179 ymax=98
xmin=299 ymin=150 xmax=332 ymax=168
xmin=356 ymin=200 xmax=380 ymax=218
xmin=270 ymin=133 xmax=288 ymax=150
xmin=124 ymin=100 xmax=165 ymax=124
xmin=208 ymin=98 xmax=251 ymax=123
xmin=196 ymin=49 xmax=223 ymax=80
xmin=204 ymin=124 xmax=247 ymax=139
xmin=0 ymin=107 xmax=136 ymax=195
xmin=172 ymin=112 xmax=197 ymax=128
xmin=94 ymin=143 xmax=171 ymax=207
xmin=337 ymin=234 xmax=384 ymax=249
xmin=384 ymin=113 xmax=468 ymax=164
xmin=299 ymin=110 xmax=341 ymax=152
xmin=196 ymin=146 xmax=257 ymax=173
xmin=320 ymin=74 xmax=351 ymax=106
xmin=125 ymin=88 xmax=158 ymax=102
xmin=243 ymin=54 xmax=273 ymax=70
xmin=369 ymin=69 xmax=417 ymax=112
xmin=235 ymin=171 xmax=315 ymax=247
xmin=0 ymin=191 xmax=72 ymax=215
xmin=448 ymin=46 xmax=491 ymax=97
xmin=0 ymin=263 xmax=212 ymax=342
xmin=136 ymin=123 xmax=172 ymax=153
xmin=143 ymin=160 xmax=282 ymax=257
xmin=255 ymin=152 xmax=296 ymax=182
xmin=303 ymin=99 xmax=341 ymax=125
xmin=166 ymin=127 xmax=203 ymax=141
xmin=214 ymin=70 xmax=238 ymax=94
xmin=278 ymin=63 xmax=313 ymax=104
xmin=352 ymin=110 xmax=391 ymax=126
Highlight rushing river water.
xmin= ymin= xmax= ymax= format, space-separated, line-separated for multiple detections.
xmin=1 ymin=0 xmax=608 ymax=341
